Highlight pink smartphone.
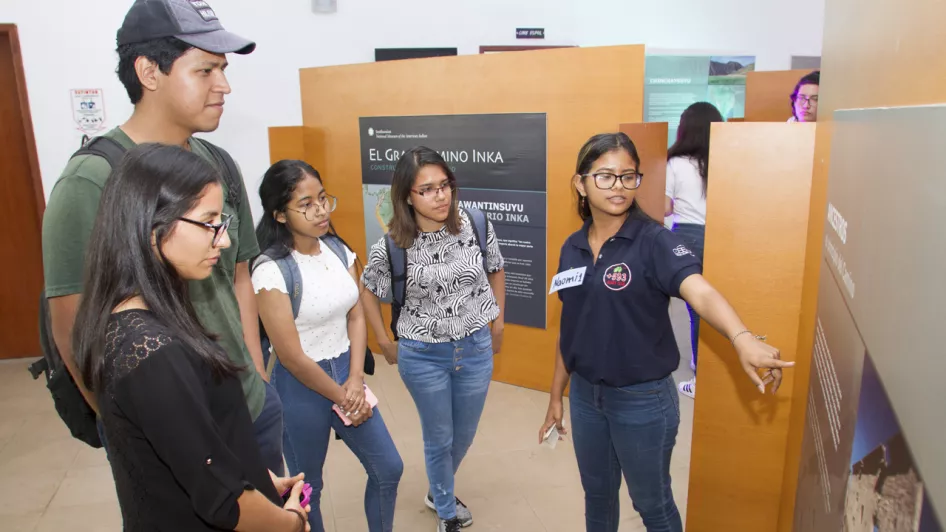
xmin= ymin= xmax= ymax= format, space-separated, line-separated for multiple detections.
xmin=333 ymin=385 xmax=379 ymax=426
xmin=282 ymin=482 xmax=312 ymax=508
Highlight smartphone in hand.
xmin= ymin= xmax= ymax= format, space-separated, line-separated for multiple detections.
xmin=542 ymin=425 xmax=562 ymax=449
xmin=282 ymin=483 xmax=313 ymax=508
xmin=333 ymin=385 xmax=379 ymax=426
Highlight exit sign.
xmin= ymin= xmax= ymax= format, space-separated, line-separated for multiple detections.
xmin=516 ymin=28 xmax=545 ymax=39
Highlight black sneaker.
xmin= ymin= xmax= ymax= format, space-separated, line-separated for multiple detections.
xmin=425 ymin=492 xmax=473 ymax=527
xmin=437 ymin=517 xmax=462 ymax=532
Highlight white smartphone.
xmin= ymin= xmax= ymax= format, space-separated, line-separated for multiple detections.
xmin=542 ymin=424 xmax=562 ymax=449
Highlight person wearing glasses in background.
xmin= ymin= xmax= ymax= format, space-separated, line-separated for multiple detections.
xmin=361 ymin=147 xmax=506 ymax=532
xmin=72 ymin=144 xmax=310 ymax=531
xmin=539 ymin=133 xmax=793 ymax=532
xmin=252 ymin=160 xmax=403 ymax=532
xmin=789 ymin=71 xmax=820 ymax=122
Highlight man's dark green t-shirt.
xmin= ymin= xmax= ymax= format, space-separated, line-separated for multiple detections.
xmin=41 ymin=127 xmax=265 ymax=420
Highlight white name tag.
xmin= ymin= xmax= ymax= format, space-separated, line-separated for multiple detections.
xmin=549 ymin=267 xmax=587 ymax=294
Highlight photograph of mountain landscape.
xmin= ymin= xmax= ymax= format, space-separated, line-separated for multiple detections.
xmin=708 ymin=55 xmax=756 ymax=83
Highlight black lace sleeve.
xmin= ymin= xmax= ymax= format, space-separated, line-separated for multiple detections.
xmin=114 ymin=341 xmax=253 ymax=529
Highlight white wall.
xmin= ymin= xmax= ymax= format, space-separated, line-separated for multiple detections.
xmin=1 ymin=0 xmax=823 ymax=221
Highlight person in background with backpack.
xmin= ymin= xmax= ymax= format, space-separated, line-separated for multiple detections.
xmin=71 ymin=143 xmax=310 ymax=532
xmin=252 ymin=160 xmax=403 ymax=532
xmin=361 ymin=147 xmax=506 ymax=532
xmin=40 ymin=0 xmax=285 ymax=472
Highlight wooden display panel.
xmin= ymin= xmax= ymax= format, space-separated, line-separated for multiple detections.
xmin=745 ymin=69 xmax=814 ymax=122
xmin=617 ymin=122 xmax=668 ymax=221
xmin=686 ymin=123 xmax=815 ymax=531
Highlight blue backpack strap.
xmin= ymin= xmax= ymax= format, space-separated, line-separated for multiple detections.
xmin=321 ymin=235 xmax=349 ymax=268
xmin=256 ymin=250 xmax=302 ymax=319
xmin=463 ymin=207 xmax=490 ymax=273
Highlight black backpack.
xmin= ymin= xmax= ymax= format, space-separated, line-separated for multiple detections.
xmin=384 ymin=208 xmax=489 ymax=340
xmin=29 ymin=136 xmax=242 ymax=448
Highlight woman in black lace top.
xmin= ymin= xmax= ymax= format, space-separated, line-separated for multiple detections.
xmin=71 ymin=144 xmax=311 ymax=531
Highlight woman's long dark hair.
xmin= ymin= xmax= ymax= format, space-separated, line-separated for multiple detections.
xmin=73 ymin=144 xmax=240 ymax=392
xmin=667 ymin=102 xmax=724 ymax=196
xmin=253 ymin=159 xmax=360 ymax=275
xmin=388 ymin=147 xmax=461 ymax=248
xmin=575 ymin=132 xmax=652 ymax=222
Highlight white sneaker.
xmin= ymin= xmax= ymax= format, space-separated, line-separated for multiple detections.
xmin=678 ymin=377 xmax=696 ymax=398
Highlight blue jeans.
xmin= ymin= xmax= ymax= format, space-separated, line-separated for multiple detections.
xmin=672 ymin=223 xmax=705 ymax=372
xmin=273 ymin=350 xmax=403 ymax=532
xmin=569 ymin=372 xmax=682 ymax=532
xmin=252 ymin=381 xmax=286 ymax=476
xmin=398 ymin=326 xmax=494 ymax=520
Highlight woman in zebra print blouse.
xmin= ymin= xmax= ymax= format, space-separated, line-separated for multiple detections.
xmin=361 ymin=147 xmax=506 ymax=532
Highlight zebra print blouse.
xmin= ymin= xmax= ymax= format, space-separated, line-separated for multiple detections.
xmin=362 ymin=211 xmax=504 ymax=343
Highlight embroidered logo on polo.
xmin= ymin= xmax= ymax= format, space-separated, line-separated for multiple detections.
xmin=672 ymin=245 xmax=693 ymax=257
xmin=603 ymin=263 xmax=631 ymax=291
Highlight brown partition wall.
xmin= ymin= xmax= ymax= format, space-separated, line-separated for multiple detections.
xmin=686 ymin=123 xmax=815 ymax=531
xmin=745 ymin=69 xmax=814 ymax=122
xmin=268 ymin=126 xmax=306 ymax=164
xmin=778 ymin=0 xmax=946 ymax=529
xmin=291 ymin=45 xmax=645 ymax=391
xmin=618 ymin=122 xmax=668 ymax=220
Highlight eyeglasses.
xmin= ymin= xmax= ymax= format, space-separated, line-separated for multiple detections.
xmin=583 ymin=172 xmax=644 ymax=190
xmin=411 ymin=182 xmax=454 ymax=198
xmin=287 ymin=195 xmax=338 ymax=221
xmin=178 ymin=213 xmax=232 ymax=247
xmin=794 ymin=95 xmax=819 ymax=107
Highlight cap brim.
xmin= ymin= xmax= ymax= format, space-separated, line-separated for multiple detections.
xmin=177 ymin=29 xmax=255 ymax=55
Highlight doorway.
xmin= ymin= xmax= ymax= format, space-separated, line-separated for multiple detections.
xmin=0 ymin=24 xmax=45 ymax=359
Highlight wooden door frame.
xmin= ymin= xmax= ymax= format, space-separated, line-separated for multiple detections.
xmin=1 ymin=24 xmax=45 ymax=224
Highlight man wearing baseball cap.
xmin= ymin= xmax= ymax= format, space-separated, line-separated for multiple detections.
xmin=42 ymin=0 xmax=285 ymax=478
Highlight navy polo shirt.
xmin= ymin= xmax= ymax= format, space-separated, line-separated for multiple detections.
xmin=556 ymin=214 xmax=702 ymax=387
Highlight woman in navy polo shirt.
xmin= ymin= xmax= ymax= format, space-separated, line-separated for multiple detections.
xmin=538 ymin=133 xmax=793 ymax=532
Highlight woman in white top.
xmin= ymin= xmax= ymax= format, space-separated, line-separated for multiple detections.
xmin=665 ymin=102 xmax=723 ymax=398
xmin=251 ymin=160 xmax=403 ymax=532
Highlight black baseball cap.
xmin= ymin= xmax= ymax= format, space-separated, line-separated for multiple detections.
xmin=117 ymin=0 xmax=256 ymax=55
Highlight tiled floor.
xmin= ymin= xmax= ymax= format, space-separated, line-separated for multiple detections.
xmin=0 ymin=300 xmax=696 ymax=531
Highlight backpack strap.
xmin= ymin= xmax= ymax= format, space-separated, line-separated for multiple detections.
xmin=257 ymin=251 xmax=303 ymax=319
xmin=192 ymin=138 xmax=243 ymax=213
xmin=384 ymin=233 xmax=408 ymax=341
xmin=385 ymin=234 xmax=407 ymax=308
xmin=320 ymin=235 xmax=349 ymax=268
xmin=462 ymin=207 xmax=490 ymax=274
xmin=72 ymin=136 xmax=127 ymax=169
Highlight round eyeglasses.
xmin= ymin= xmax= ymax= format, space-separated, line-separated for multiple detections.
xmin=286 ymin=195 xmax=338 ymax=221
